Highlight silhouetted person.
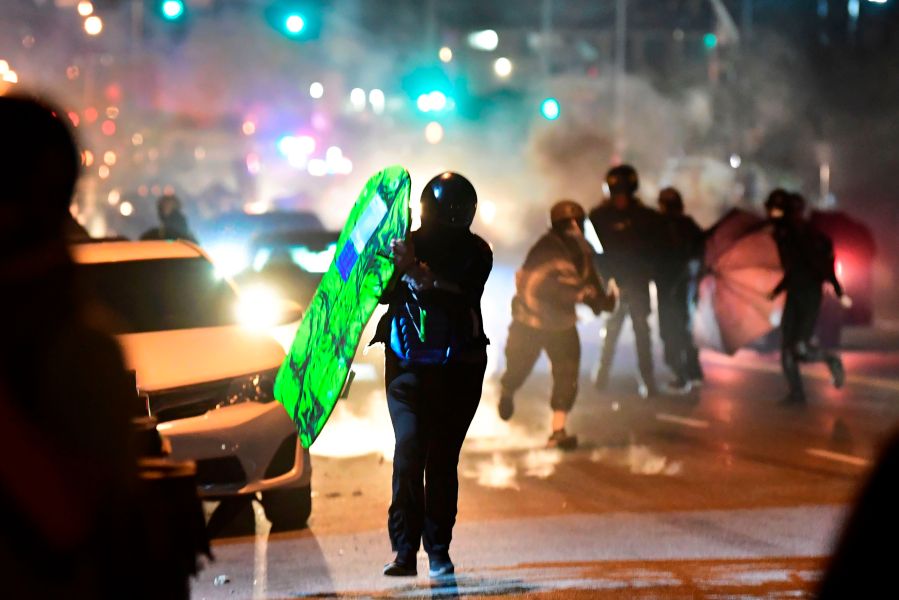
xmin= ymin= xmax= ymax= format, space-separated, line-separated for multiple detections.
xmin=769 ymin=192 xmax=847 ymax=405
xmin=818 ymin=429 xmax=899 ymax=598
xmin=589 ymin=164 xmax=664 ymax=397
xmin=0 ymin=96 xmax=139 ymax=597
xmin=656 ymin=187 xmax=704 ymax=391
xmin=140 ymin=193 xmax=197 ymax=243
xmin=373 ymin=173 xmax=491 ymax=579
xmin=499 ymin=200 xmax=614 ymax=449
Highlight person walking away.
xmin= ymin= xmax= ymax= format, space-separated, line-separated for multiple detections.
xmin=769 ymin=192 xmax=848 ymax=406
xmin=498 ymin=200 xmax=615 ymax=449
xmin=589 ymin=164 xmax=664 ymax=397
xmin=655 ymin=187 xmax=705 ymax=392
xmin=140 ymin=193 xmax=197 ymax=243
xmin=372 ymin=172 xmax=492 ymax=579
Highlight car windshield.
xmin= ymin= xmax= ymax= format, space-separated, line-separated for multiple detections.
xmin=78 ymin=257 xmax=238 ymax=334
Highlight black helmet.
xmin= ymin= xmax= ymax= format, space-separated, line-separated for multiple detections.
xmin=420 ymin=172 xmax=477 ymax=228
xmin=550 ymin=199 xmax=586 ymax=230
xmin=764 ymin=188 xmax=789 ymax=218
xmin=606 ymin=164 xmax=639 ymax=196
xmin=658 ymin=187 xmax=684 ymax=215
xmin=785 ymin=192 xmax=806 ymax=218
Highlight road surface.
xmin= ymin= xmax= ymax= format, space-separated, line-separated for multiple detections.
xmin=191 ymin=326 xmax=899 ymax=599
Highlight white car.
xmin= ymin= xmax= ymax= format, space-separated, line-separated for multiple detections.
xmin=71 ymin=240 xmax=311 ymax=529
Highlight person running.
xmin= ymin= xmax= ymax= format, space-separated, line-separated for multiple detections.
xmin=498 ymin=200 xmax=615 ymax=449
xmin=769 ymin=192 xmax=848 ymax=405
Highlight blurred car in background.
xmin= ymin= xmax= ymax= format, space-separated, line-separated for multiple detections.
xmin=71 ymin=240 xmax=312 ymax=529
xmin=196 ymin=210 xmax=325 ymax=279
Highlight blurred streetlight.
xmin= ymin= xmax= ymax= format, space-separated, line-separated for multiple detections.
xmin=242 ymin=120 xmax=256 ymax=135
xmin=84 ymin=15 xmax=103 ymax=36
xmin=494 ymin=57 xmax=513 ymax=78
xmin=369 ymin=89 xmax=385 ymax=114
xmin=309 ymin=81 xmax=324 ymax=98
xmin=104 ymin=151 xmax=117 ymax=166
xmin=468 ymin=29 xmax=499 ymax=51
xmin=77 ymin=1 xmax=93 ymax=17
xmin=439 ymin=47 xmax=453 ymax=63
xmin=350 ymin=88 xmax=366 ymax=111
xmin=425 ymin=121 xmax=444 ymax=144
xmin=119 ymin=201 xmax=134 ymax=216
xmin=729 ymin=153 xmax=742 ymax=169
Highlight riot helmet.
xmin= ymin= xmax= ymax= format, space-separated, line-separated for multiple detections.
xmin=764 ymin=188 xmax=789 ymax=220
xmin=420 ymin=172 xmax=477 ymax=229
xmin=658 ymin=187 xmax=684 ymax=215
xmin=606 ymin=164 xmax=639 ymax=197
xmin=550 ymin=199 xmax=586 ymax=233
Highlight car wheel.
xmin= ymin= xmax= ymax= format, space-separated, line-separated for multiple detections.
xmin=261 ymin=485 xmax=312 ymax=531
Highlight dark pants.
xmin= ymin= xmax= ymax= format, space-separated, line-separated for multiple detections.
xmin=780 ymin=285 xmax=837 ymax=400
xmin=596 ymin=281 xmax=654 ymax=387
xmin=385 ymin=351 xmax=486 ymax=560
xmin=500 ymin=322 xmax=580 ymax=412
xmin=657 ymin=278 xmax=702 ymax=382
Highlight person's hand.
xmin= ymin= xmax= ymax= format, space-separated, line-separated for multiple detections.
xmin=579 ymin=286 xmax=599 ymax=303
xmin=402 ymin=262 xmax=435 ymax=292
xmin=840 ymin=294 xmax=854 ymax=309
xmin=391 ymin=238 xmax=415 ymax=273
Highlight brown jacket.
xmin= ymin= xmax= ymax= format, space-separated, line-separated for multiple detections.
xmin=512 ymin=230 xmax=611 ymax=331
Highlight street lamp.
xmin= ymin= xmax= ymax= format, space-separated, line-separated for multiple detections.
xmin=494 ymin=57 xmax=513 ymax=78
xmin=84 ymin=15 xmax=103 ymax=36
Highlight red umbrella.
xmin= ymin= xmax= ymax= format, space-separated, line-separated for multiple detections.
xmin=694 ymin=209 xmax=785 ymax=355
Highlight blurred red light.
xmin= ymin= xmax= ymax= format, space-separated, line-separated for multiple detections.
xmin=84 ymin=107 xmax=98 ymax=123
xmin=67 ymin=111 xmax=80 ymax=127
xmin=101 ymin=120 xmax=116 ymax=136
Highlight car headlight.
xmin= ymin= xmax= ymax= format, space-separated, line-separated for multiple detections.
xmin=218 ymin=369 xmax=278 ymax=409
xmin=237 ymin=285 xmax=284 ymax=329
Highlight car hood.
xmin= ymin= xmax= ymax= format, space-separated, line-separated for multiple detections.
xmin=118 ymin=326 xmax=285 ymax=392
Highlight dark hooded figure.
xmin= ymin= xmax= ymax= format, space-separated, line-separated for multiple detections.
xmin=655 ymin=187 xmax=705 ymax=391
xmin=372 ymin=172 xmax=492 ymax=579
xmin=769 ymin=192 xmax=847 ymax=405
xmin=140 ymin=193 xmax=197 ymax=243
xmin=499 ymin=200 xmax=615 ymax=449
xmin=588 ymin=164 xmax=664 ymax=397
xmin=0 ymin=96 xmax=140 ymax=597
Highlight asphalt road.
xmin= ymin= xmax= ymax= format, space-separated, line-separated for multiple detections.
xmin=191 ymin=327 xmax=899 ymax=599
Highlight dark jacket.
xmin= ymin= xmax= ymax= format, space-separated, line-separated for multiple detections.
xmin=656 ymin=213 xmax=704 ymax=289
xmin=374 ymin=226 xmax=493 ymax=357
xmin=588 ymin=199 xmax=664 ymax=286
xmin=512 ymin=230 xmax=608 ymax=331
xmin=773 ymin=221 xmax=842 ymax=296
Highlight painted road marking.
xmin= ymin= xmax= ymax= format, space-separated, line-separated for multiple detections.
xmin=656 ymin=413 xmax=710 ymax=429
xmin=805 ymin=448 xmax=870 ymax=468
xmin=703 ymin=353 xmax=899 ymax=394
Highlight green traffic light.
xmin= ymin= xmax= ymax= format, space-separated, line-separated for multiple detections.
xmin=703 ymin=32 xmax=718 ymax=49
xmin=161 ymin=0 xmax=185 ymax=20
xmin=285 ymin=14 xmax=305 ymax=34
xmin=540 ymin=97 xmax=560 ymax=120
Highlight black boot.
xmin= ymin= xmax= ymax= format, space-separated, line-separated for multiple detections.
xmin=383 ymin=553 xmax=417 ymax=577
xmin=827 ymin=355 xmax=845 ymax=389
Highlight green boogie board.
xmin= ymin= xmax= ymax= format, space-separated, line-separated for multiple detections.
xmin=274 ymin=165 xmax=411 ymax=448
